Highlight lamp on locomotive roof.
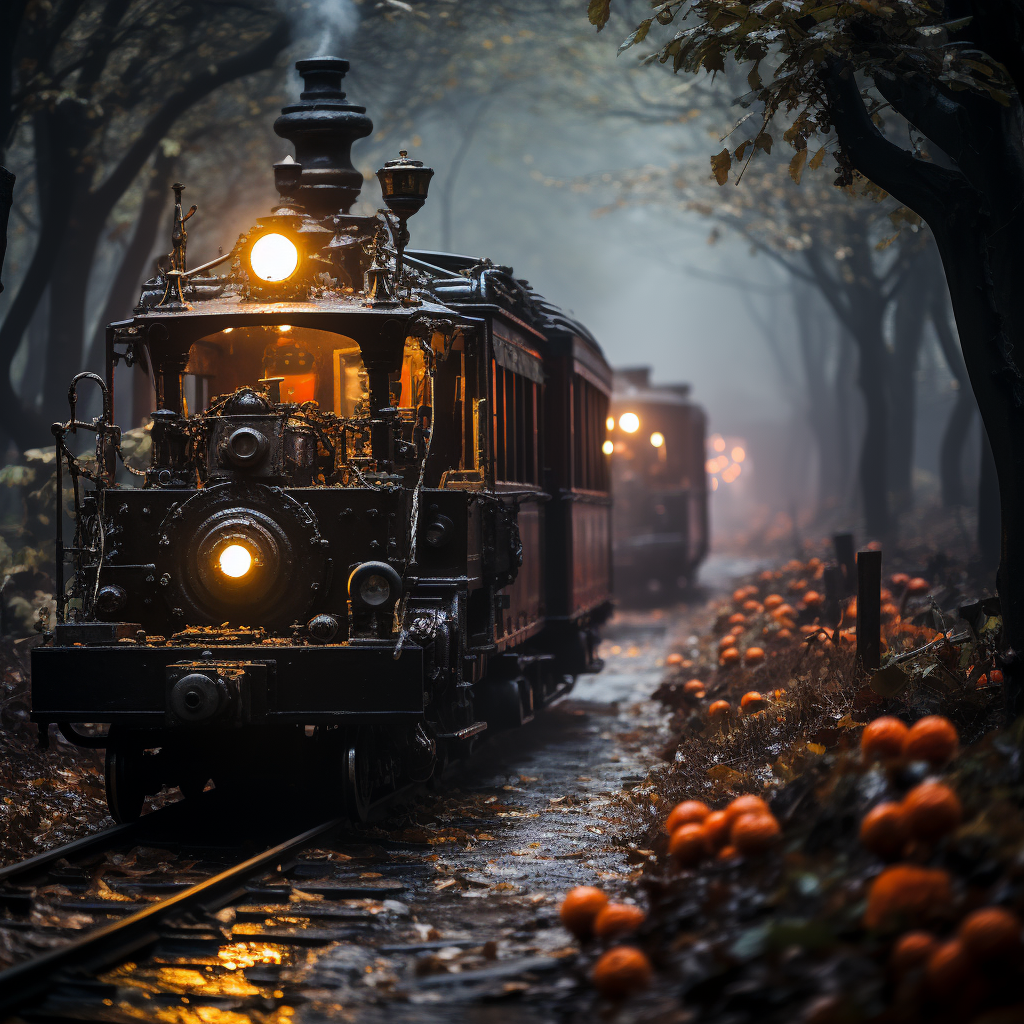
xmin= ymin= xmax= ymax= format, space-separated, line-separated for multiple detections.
xmin=376 ymin=150 xmax=434 ymax=280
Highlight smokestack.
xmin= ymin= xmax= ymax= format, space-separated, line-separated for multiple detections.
xmin=273 ymin=57 xmax=373 ymax=218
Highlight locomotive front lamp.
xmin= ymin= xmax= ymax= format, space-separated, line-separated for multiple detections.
xmin=219 ymin=544 xmax=254 ymax=579
xmin=650 ymin=432 xmax=665 ymax=448
xmin=602 ymin=440 xmax=614 ymax=455
xmin=348 ymin=560 xmax=403 ymax=610
xmin=376 ymin=150 xmax=434 ymax=277
xmin=619 ymin=412 xmax=640 ymax=433
xmin=249 ymin=233 xmax=300 ymax=282
xmin=606 ymin=416 xmax=615 ymax=431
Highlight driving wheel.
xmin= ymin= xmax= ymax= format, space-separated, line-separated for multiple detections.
xmin=343 ymin=734 xmax=373 ymax=822
xmin=104 ymin=747 xmax=147 ymax=823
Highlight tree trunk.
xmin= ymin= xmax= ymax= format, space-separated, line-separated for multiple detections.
xmin=0 ymin=115 xmax=79 ymax=446
xmin=804 ymin=241 xmax=893 ymax=539
xmin=931 ymin=289 xmax=973 ymax=507
xmin=0 ymin=166 xmax=13 ymax=294
xmin=930 ymin=207 xmax=1024 ymax=708
xmin=833 ymin=324 xmax=856 ymax=511
xmin=41 ymin=209 xmax=105 ymax=424
xmin=887 ymin=251 xmax=930 ymax=514
xmin=853 ymin=321 xmax=892 ymax=540
xmin=795 ymin=293 xmax=851 ymax=515
xmin=978 ymin=428 xmax=1000 ymax=570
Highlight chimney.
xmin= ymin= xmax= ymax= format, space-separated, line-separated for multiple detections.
xmin=273 ymin=57 xmax=373 ymax=218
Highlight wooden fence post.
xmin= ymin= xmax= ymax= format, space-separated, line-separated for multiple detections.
xmin=857 ymin=549 xmax=882 ymax=671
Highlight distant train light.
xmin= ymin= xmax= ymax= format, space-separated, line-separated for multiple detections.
xmin=619 ymin=412 xmax=640 ymax=433
xmin=602 ymin=440 xmax=614 ymax=455
xmin=722 ymin=463 xmax=741 ymax=483
xmin=710 ymin=477 xmax=719 ymax=491
xmin=711 ymin=434 xmax=725 ymax=453
xmin=249 ymin=233 xmax=299 ymax=282
xmin=650 ymin=432 xmax=664 ymax=448
xmin=219 ymin=544 xmax=253 ymax=578
xmin=731 ymin=446 xmax=745 ymax=462
xmin=606 ymin=416 xmax=615 ymax=431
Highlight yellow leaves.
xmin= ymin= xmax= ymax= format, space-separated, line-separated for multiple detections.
xmin=588 ymin=0 xmax=611 ymax=30
xmin=708 ymin=763 xmax=745 ymax=785
xmin=809 ymin=146 xmax=826 ymax=170
xmin=711 ymin=148 xmax=732 ymax=185
xmin=619 ymin=19 xmax=652 ymax=54
xmin=806 ymin=742 xmax=826 ymax=755
xmin=789 ymin=148 xmax=808 ymax=183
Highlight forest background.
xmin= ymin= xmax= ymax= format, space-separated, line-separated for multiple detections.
xmin=0 ymin=0 xmax=986 ymax=576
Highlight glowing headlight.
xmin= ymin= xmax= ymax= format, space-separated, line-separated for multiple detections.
xmin=650 ymin=432 xmax=665 ymax=448
xmin=249 ymin=233 xmax=299 ymax=282
xmin=602 ymin=440 xmax=614 ymax=455
xmin=619 ymin=412 xmax=640 ymax=433
xmin=359 ymin=573 xmax=391 ymax=607
xmin=219 ymin=544 xmax=253 ymax=578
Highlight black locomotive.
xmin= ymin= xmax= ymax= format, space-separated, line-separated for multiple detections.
xmin=30 ymin=57 xmax=612 ymax=822
xmin=609 ymin=367 xmax=708 ymax=604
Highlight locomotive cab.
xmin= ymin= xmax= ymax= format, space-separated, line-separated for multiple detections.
xmin=30 ymin=57 xmax=613 ymax=822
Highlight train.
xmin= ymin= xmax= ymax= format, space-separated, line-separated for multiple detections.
xmin=609 ymin=367 xmax=709 ymax=604
xmin=30 ymin=57 xmax=613 ymax=822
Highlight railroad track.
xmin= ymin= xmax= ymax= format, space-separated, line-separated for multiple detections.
xmin=0 ymin=814 xmax=343 ymax=1016
xmin=0 ymin=791 xmax=571 ymax=1021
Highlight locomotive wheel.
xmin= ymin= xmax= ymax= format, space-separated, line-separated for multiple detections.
xmin=343 ymin=736 xmax=373 ymax=822
xmin=104 ymin=747 xmax=147 ymax=823
xmin=178 ymin=772 xmax=209 ymax=801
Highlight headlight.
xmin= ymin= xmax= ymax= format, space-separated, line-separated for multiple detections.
xmin=361 ymin=574 xmax=391 ymax=606
xmin=348 ymin=561 xmax=403 ymax=610
xmin=218 ymin=543 xmax=253 ymax=578
xmin=249 ymin=233 xmax=299 ymax=282
xmin=619 ymin=412 xmax=640 ymax=433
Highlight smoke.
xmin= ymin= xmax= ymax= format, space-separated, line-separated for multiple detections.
xmin=315 ymin=0 xmax=359 ymax=54
xmin=280 ymin=0 xmax=359 ymax=56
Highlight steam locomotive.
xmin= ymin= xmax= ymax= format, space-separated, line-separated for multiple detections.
xmin=30 ymin=57 xmax=612 ymax=822
xmin=609 ymin=367 xmax=708 ymax=604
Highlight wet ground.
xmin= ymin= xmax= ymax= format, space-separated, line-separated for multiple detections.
xmin=261 ymin=607 xmax=689 ymax=1022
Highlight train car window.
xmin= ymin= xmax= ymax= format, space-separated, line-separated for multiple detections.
xmin=571 ymin=373 xmax=609 ymax=492
xmin=491 ymin=359 xmax=542 ymax=487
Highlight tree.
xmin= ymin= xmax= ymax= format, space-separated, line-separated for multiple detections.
xmin=0 ymin=0 xmax=290 ymax=445
xmin=592 ymin=158 xmax=927 ymax=538
xmin=592 ymin=0 xmax=1024 ymax=704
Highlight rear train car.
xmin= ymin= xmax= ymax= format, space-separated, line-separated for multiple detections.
xmin=609 ymin=366 xmax=708 ymax=604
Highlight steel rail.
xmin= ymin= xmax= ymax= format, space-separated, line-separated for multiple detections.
xmin=0 ymin=799 xmax=193 ymax=887
xmin=0 ymin=816 xmax=341 ymax=1016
